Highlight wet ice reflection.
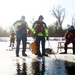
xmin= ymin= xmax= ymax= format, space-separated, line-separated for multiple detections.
xmin=0 ymin=39 xmax=68 ymax=75
xmin=12 ymin=57 xmax=67 ymax=75
xmin=13 ymin=57 xmax=45 ymax=75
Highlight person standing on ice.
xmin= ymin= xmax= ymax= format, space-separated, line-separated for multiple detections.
xmin=9 ymin=30 xmax=16 ymax=47
xmin=12 ymin=16 xmax=32 ymax=57
xmin=61 ymin=26 xmax=75 ymax=54
xmin=32 ymin=15 xmax=49 ymax=57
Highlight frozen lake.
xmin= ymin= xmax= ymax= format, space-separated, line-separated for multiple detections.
xmin=0 ymin=37 xmax=75 ymax=75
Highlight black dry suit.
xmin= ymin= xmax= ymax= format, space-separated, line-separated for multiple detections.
xmin=12 ymin=20 xmax=31 ymax=55
xmin=32 ymin=21 xmax=48 ymax=56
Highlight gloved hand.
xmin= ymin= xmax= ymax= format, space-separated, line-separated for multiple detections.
xmin=46 ymin=36 xmax=49 ymax=40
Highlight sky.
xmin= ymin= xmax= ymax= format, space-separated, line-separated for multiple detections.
xmin=0 ymin=0 xmax=75 ymax=30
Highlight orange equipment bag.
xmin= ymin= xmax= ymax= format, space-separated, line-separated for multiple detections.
xmin=30 ymin=41 xmax=37 ymax=54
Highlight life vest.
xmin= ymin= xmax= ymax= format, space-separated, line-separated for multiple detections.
xmin=34 ymin=24 xmax=45 ymax=34
xmin=17 ymin=23 xmax=27 ymax=33
xmin=67 ymin=32 xmax=75 ymax=39
xmin=11 ymin=33 xmax=15 ymax=38
xmin=65 ymin=32 xmax=75 ymax=44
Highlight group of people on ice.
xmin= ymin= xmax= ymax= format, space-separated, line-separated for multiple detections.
xmin=9 ymin=15 xmax=49 ymax=57
xmin=9 ymin=15 xmax=75 ymax=57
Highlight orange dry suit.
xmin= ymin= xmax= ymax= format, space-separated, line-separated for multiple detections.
xmin=64 ymin=28 xmax=75 ymax=54
xmin=64 ymin=29 xmax=75 ymax=44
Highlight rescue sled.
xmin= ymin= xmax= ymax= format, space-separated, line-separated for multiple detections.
xmin=45 ymin=48 xmax=53 ymax=54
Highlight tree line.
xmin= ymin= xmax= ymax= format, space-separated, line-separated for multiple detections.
xmin=0 ymin=27 xmax=9 ymax=37
xmin=0 ymin=25 xmax=67 ymax=37
xmin=0 ymin=5 xmax=75 ymax=37
xmin=48 ymin=24 xmax=67 ymax=37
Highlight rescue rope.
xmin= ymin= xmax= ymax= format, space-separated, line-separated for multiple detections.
xmin=47 ymin=40 xmax=57 ymax=60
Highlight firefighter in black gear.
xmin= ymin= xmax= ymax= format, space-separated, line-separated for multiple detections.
xmin=12 ymin=16 xmax=32 ymax=57
xmin=32 ymin=15 xmax=49 ymax=57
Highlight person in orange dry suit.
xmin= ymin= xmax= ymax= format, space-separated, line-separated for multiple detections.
xmin=62 ymin=26 xmax=75 ymax=54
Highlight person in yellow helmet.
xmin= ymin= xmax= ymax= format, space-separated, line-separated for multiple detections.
xmin=9 ymin=30 xmax=16 ymax=47
xmin=32 ymin=15 xmax=49 ymax=57
xmin=12 ymin=16 xmax=32 ymax=57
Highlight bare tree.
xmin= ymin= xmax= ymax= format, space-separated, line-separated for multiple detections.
xmin=51 ymin=5 xmax=66 ymax=30
xmin=72 ymin=15 xmax=75 ymax=27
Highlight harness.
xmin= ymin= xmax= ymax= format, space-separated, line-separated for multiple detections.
xmin=67 ymin=32 xmax=75 ymax=39
xmin=10 ymin=33 xmax=15 ymax=38
xmin=65 ymin=31 xmax=75 ymax=44
xmin=34 ymin=24 xmax=45 ymax=34
xmin=17 ymin=23 xmax=27 ymax=33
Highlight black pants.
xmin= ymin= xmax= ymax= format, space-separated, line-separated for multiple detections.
xmin=9 ymin=38 xmax=15 ymax=46
xmin=16 ymin=34 xmax=27 ymax=55
xmin=36 ymin=36 xmax=45 ymax=55
xmin=64 ymin=41 xmax=75 ymax=54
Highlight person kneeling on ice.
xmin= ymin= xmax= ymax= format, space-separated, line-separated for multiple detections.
xmin=60 ymin=26 xmax=75 ymax=54
xmin=32 ymin=15 xmax=49 ymax=57
xmin=12 ymin=16 xmax=32 ymax=57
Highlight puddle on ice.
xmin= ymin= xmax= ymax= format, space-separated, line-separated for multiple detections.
xmin=64 ymin=61 xmax=75 ymax=75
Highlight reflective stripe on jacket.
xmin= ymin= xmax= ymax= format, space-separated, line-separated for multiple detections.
xmin=12 ymin=20 xmax=31 ymax=35
xmin=10 ymin=33 xmax=16 ymax=38
xmin=32 ymin=21 xmax=48 ymax=36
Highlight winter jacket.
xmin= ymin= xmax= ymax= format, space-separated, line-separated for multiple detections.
xmin=12 ymin=20 xmax=31 ymax=37
xmin=32 ymin=21 xmax=48 ymax=36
